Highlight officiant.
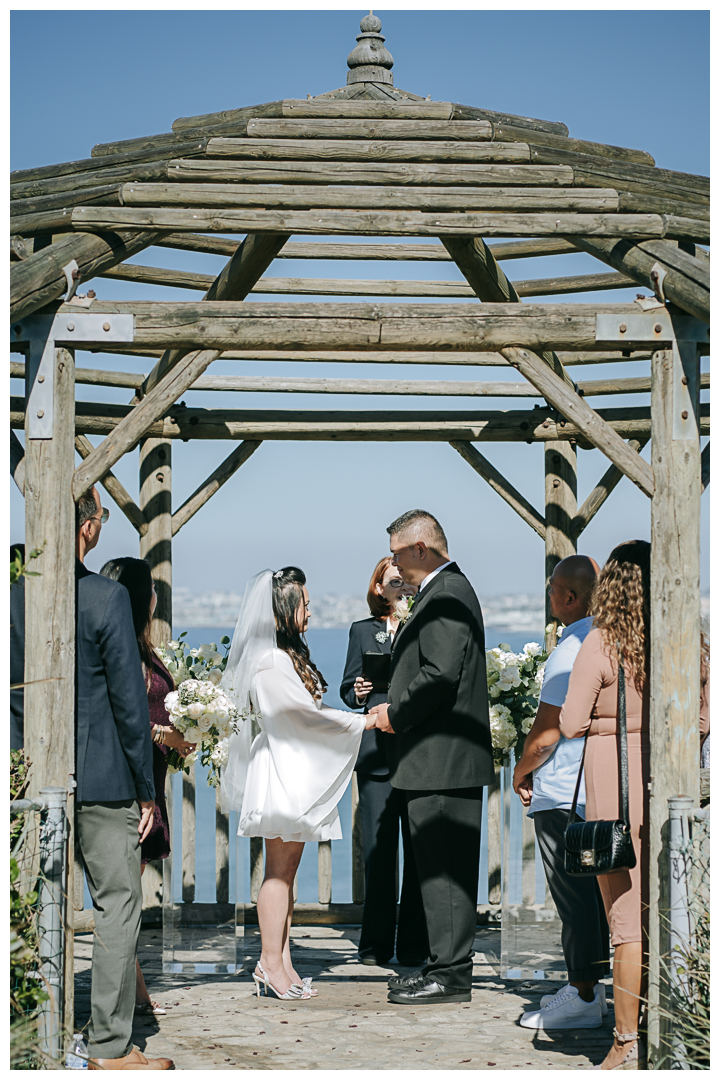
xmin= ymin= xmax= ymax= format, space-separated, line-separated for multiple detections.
xmin=340 ymin=558 xmax=428 ymax=968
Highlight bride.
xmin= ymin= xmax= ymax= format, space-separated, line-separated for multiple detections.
xmin=221 ymin=567 xmax=374 ymax=1000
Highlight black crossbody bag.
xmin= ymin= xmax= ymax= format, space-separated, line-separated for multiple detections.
xmin=564 ymin=647 xmax=637 ymax=877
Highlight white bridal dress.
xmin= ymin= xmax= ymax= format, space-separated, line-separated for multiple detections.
xmin=239 ymin=649 xmax=365 ymax=842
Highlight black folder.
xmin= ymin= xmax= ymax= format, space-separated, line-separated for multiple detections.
xmin=362 ymin=650 xmax=391 ymax=690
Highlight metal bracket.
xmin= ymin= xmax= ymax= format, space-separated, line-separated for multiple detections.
xmin=11 ymin=313 xmax=134 ymax=440
xmin=62 ymin=260 xmax=81 ymax=304
xmin=595 ymin=310 xmax=708 ymax=443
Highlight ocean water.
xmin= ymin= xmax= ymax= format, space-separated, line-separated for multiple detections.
xmin=171 ymin=625 xmax=546 ymax=907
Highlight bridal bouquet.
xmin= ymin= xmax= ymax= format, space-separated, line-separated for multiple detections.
xmin=156 ymin=633 xmax=239 ymax=786
xmin=486 ymin=641 xmax=548 ymax=766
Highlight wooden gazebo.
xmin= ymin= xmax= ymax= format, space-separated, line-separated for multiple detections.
xmin=11 ymin=13 xmax=709 ymax=1064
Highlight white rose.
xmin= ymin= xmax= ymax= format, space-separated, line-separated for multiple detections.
xmin=165 ymin=690 xmax=179 ymax=712
xmin=197 ymin=712 xmax=214 ymax=732
xmin=184 ymin=727 xmax=202 ymax=744
xmin=394 ymin=597 xmax=410 ymax=620
xmin=489 ymin=683 xmax=502 ymax=699
xmin=187 ymin=701 xmax=204 ymax=720
xmin=521 ymin=715 xmax=534 ymax=734
xmin=207 ymin=667 xmax=223 ymax=686
xmin=523 ymin=642 xmax=542 ymax=657
xmin=498 ymin=666 xmax=521 ymax=691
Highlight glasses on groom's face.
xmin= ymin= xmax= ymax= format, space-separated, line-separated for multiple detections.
xmin=90 ymin=508 xmax=110 ymax=525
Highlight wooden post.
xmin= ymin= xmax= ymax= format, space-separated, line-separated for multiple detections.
xmin=647 ymin=343 xmax=701 ymax=1066
xmin=351 ymin=773 xmax=365 ymax=904
xmin=544 ymin=441 xmax=577 ymax=651
xmin=23 ymin=346 xmax=76 ymax=1036
xmin=139 ymin=438 xmax=172 ymax=646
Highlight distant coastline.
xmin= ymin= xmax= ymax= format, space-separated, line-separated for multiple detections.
xmin=173 ymin=588 xmax=709 ymax=633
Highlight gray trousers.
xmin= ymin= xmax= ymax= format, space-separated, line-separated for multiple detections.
xmin=405 ymin=787 xmax=483 ymax=992
xmin=533 ymin=808 xmax=611 ymax=982
xmin=76 ymin=800 xmax=143 ymax=1059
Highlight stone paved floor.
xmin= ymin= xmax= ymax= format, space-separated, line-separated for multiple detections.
xmin=74 ymin=925 xmax=613 ymax=1069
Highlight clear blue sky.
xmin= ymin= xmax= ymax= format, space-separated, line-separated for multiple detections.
xmin=10 ymin=8 xmax=710 ymax=599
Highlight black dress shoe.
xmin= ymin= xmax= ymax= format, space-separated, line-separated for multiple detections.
xmin=358 ymin=948 xmax=392 ymax=966
xmin=387 ymin=969 xmax=425 ymax=990
xmin=388 ymin=976 xmax=471 ymax=1005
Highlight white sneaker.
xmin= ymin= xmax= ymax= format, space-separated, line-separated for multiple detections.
xmin=540 ymin=981 xmax=608 ymax=1016
xmin=520 ymin=985 xmax=603 ymax=1029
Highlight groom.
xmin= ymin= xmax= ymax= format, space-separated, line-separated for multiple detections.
xmin=370 ymin=510 xmax=492 ymax=1004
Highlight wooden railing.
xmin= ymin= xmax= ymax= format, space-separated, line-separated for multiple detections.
xmin=140 ymin=763 xmax=556 ymax=921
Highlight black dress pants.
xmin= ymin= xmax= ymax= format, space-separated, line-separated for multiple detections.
xmin=357 ymin=773 xmax=428 ymax=962
xmin=533 ymin=808 xmax=611 ymax=982
xmin=404 ymin=786 xmax=483 ymax=991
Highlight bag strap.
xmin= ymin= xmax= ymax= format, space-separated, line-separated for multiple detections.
xmin=617 ymin=643 xmax=631 ymax=828
xmin=568 ymin=733 xmax=587 ymax=826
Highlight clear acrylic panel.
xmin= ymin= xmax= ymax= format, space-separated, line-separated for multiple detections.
xmin=162 ymin=764 xmax=245 ymax=975
xmin=500 ymin=756 xmax=566 ymax=981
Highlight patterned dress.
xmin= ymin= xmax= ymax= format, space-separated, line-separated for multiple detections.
xmin=141 ymin=656 xmax=174 ymax=865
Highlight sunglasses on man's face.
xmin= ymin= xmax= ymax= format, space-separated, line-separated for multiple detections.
xmin=90 ymin=508 xmax=110 ymax=525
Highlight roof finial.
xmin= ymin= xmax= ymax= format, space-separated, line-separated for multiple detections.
xmin=347 ymin=12 xmax=394 ymax=86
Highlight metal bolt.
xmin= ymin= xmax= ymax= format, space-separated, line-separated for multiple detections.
xmin=681 ymin=410 xmax=688 ymax=420
xmin=619 ymin=323 xmax=627 ymax=334
xmin=654 ymin=324 xmax=663 ymax=333
xmin=87 ymin=290 xmax=96 ymax=299
xmin=36 ymin=409 xmax=44 ymax=418
xmin=552 ymin=479 xmax=560 ymax=488
xmin=681 ymin=376 xmax=688 ymax=386
xmin=103 ymin=322 xmax=111 ymax=332
xmin=66 ymin=322 xmax=75 ymax=331
xmin=675 ymin=578 xmax=682 ymax=586
xmin=37 ymin=375 xmax=45 ymax=384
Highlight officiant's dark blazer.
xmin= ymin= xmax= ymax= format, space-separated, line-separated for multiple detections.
xmin=340 ymin=616 xmax=393 ymax=778
xmin=75 ymin=561 xmax=155 ymax=804
xmin=386 ymin=563 xmax=493 ymax=791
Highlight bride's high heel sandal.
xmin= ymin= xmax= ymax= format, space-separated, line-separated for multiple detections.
xmin=291 ymin=977 xmax=318 ymax=997
xmin=253 ymin=963 xmax=310 ymax=1000
xmin=593 ymin=1030 xmax=646 ymax=1070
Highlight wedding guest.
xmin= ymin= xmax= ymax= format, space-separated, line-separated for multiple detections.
xmin=513 ymin=555 xmax=610 ymax=1031
xmin=340 ymin=557 xmax=428 ymax=968
xmin=74 ymin=488 xmax=173 ymax=1071
xmin=221 ymin=567 xmax=372 ymax=1000
xmin=371 ymin=511 xmax=492 ymax=1005
xmin=100 ymin=556 xmax=196 ymax=1018
xmin=559 ymin=540 xmax=651 ymax=1070
xmin=10 ymin=544 xmax=25 ymax=751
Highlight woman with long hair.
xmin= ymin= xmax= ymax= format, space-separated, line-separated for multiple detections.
xmin=221 ymin=567 xmax=372 ymax=1001
xmin=560 ymin=540 xmax=651 ymax=1069
xmin=99 ymin=557 xmax=197 ymax=1016
xmin=339 ymin=557 xmax=427 ymax=967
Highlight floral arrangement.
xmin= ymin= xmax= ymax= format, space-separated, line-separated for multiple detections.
xmin=393 ymin=595 xmax=414 ymax=625
xmin=156 ymin=633 xmax=240 ymax=787
xmin=486 ymin=641 xmax=548 ymax=765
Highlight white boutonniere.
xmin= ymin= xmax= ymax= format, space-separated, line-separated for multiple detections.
xmin=393 ymin=595 xmax=415 ymax=626
xmin=375 ymin=630 xmax=390 ymax=644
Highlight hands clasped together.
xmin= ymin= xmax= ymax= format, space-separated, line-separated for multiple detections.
xmin=355 ymin=676 xmax=395 ymax=734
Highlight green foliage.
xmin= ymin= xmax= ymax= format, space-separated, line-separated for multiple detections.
xmin=10 ymin=750 xmax=48 ymax=1069
xmin=10 ymin=546 xmax=43 ymax=586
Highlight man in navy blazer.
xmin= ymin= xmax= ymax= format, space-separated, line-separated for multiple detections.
xmin=74 ymin=488 xmax=172 ymax=1071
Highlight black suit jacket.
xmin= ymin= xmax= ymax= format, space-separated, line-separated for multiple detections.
xmin=340 ymin=616 xmax=394 ymax=779
xmin=386 ymin=563 xmax=493 ymax=791
xmin=10 ymin=577 xmax=25 ymax=752
xmin=75 ymin=562 xmax=155 ymax=803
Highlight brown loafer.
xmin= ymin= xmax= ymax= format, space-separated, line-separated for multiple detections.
xmin=89 ymin=1047 xmax=174 ymax=1070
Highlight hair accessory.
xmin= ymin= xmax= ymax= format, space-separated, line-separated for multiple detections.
xmin=274 ymin=570 xmax=283 ymax=579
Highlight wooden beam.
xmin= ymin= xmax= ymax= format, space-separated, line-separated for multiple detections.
xmin=450 ymin=441 xmax=545 ymax=539
xmin=200 ymin=136 xmax=531 ymax=164
xmin=99 ymin=261 xmax=633 ymax=299
xmin=500 ymin=347 xmax=656 ymax=497
xmin=701 ymin=441 xmax=709 ymax=492
xmin=122 ymin=180 xmax=622 ymax=212
xmin=15 ymin=398 xmax=705 ymax=445
xmin=153 ymin=235 xmax=578 ymax=262
xmin=544 ymin=442 xmax=577 ymax=651
xmin=171 ymin=440 xmax=261 ymax=535
xmin=33 ymin=300 xmax=672 ymax=357
xmin=10 ymin=139 xmax=207 ymax=186
xmin=71 ymin=232 xmax=289 ymax=498
xmin=74 ymin=435 xmax=148 ymax=535
xmin=570 ymin=236 xmax=710 ymax=324
xmin=71 ymin=206 xmax=707 ymax=242
xmin=646 ymin=346 xmax=701 ymax=1065
xmin=11 ymin=429 xmax=25 ymax=494
xmin=10 ymin=228 xmax=162 ymax=322
xmin=441 ymin=234 xmax=573 ymax=389
xmin=570 ymin=439 xmax=648 ymax=538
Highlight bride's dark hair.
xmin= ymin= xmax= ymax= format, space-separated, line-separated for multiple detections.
xmin=272 ymin=567 xmax=327 ymax=701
